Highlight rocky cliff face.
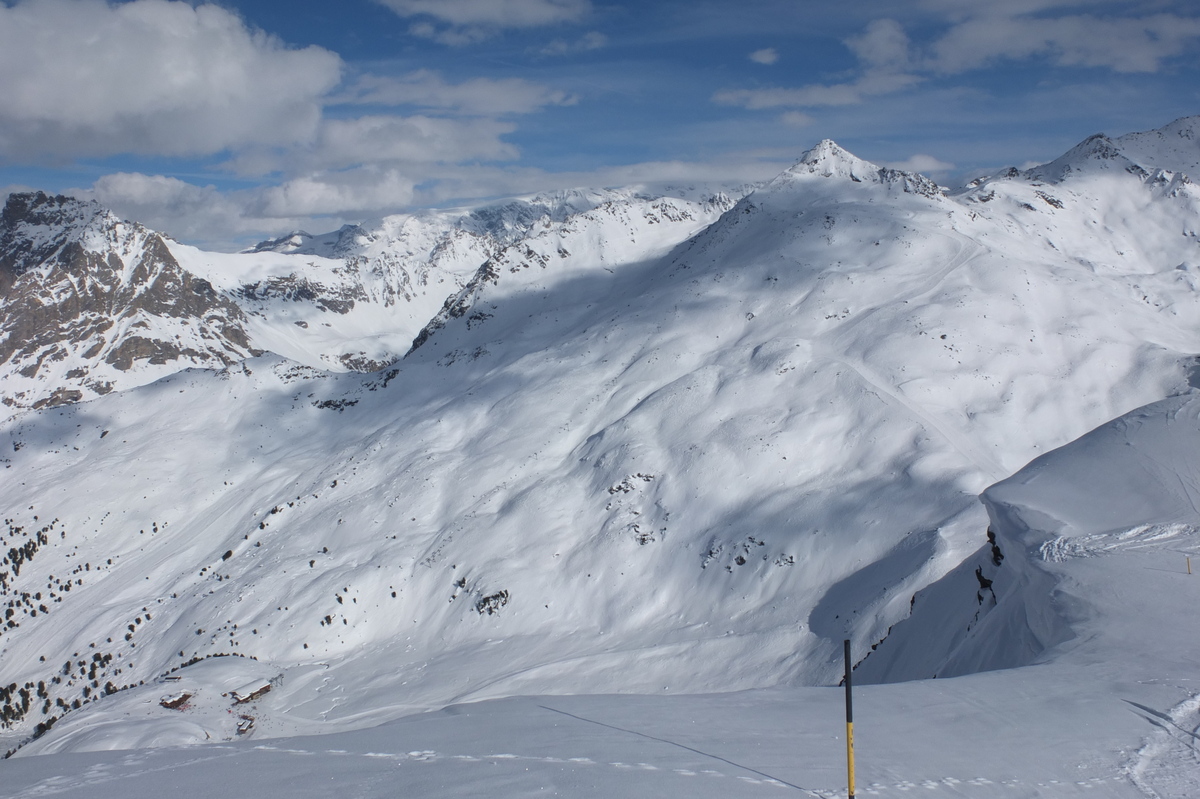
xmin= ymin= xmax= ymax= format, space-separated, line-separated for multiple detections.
xmin=0 ymin=192 xmax=261 ymax=413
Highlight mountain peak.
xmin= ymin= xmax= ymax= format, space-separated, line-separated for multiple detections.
xmin=1022 ymin=131 xmax=1146 ymax=183
xmin=1 ymin=192 xmax=260 ymax=412
xmin=1 ymin=192 xmax=117 ymax=287
xmin=246 ymin=224 xmax=367 ymax=257
xmin=791 ymin=138 xmax=875 ymax=179
xmin=2 ymin=191 xmax=104 ymax=231
xmin=1113 ymin=115 xmax=1200 ymax=177
xmin=767 ymin=139 xmax=942 ymax=198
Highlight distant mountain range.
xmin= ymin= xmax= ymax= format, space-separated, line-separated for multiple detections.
xmin=1 ymin=116 xmax=1198 ymax=757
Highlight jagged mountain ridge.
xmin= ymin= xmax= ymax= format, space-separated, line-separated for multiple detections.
xmin=246 ymin=188 xmax=688 ymax=258
xmin=0 ymin=192 xmax=260 ymax=412
xmin=0 ymin=187 xmax=738 ymax=411
xmin=171 ymin=187 xmax=738 ymax=373
xmin=0 ymin=116 xmax=1198 ymax=757
xmin=1112 ymin=115 xmax=1200 ymax=177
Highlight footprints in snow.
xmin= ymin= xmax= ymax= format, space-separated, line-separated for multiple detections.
xmin=247 ymin=745 xmax=1118 ymax=795
xmin=253 ymin=745 xmax=791 ymax=787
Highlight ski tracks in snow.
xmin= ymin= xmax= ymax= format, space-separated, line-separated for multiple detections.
xmin=1040 ymin=523 xmax=1200 ymax=562
xmin=1126 ymin=692 xmax=1200 ymax=799
xmin=7 ymin=738 xmax=1133 ymax=798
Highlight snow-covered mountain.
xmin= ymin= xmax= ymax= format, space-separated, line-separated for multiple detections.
xmin=11 ymin=388 xmax=1200 ymax=798
xmin=0 ymin=187 xmax=737 ymax=413
xmin=1 ymin=116 xmax=1199 ymax=779
xmin=0 ymin=192 xmax=260 ymax=412
xmin=175 ymin=188 xmax=736 ymax=375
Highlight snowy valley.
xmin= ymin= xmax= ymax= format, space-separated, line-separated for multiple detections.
xmin=1 ymin=117 xmax=1200 ymax=797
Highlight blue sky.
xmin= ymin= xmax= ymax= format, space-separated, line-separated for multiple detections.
xmin=1 ymin=0 xmax=1198 ymax=249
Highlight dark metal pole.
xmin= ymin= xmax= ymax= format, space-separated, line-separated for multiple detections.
xmin=844 ymin=639 xmax=855 ymax=799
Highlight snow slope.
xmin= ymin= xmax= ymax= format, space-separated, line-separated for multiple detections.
xmin=1 ymin=117 xmax=1199 ymax=790
xmin=8 ymin=395 xmax=1200 ymax=796
xmin=171 ymin=188 xmax=735 ymax=374
xmin=0 ymin=187 xmax=735 ymax=417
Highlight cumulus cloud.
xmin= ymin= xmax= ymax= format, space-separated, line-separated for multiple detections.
xmin=310 ymin=116 xmax=519 ymax=170
xmin=918 ymin=1 xmax=1200 ymax=74
xmin=715 ymin=4 xmax=1200 ymax=115
xmin=84 ymin=168 xmax=417 ymax=240
xmin=883 ymin=154 xmax=956 ymax=174
xmin=846 ymin=19 xmax=912 ymax=72
xmin=251 ymin=168 xmax=419 ymax=218
xmin=79 ymin=151 xmax=786 ymax=250
xmin=335 ymin=70 xmax=575 ymax=115
xmin=716 ymin=19 xmax=919 ymax=111
xmin=929 ymin=13 xmax=1200 ymax=73
xmin=85 ymin=173 xmax=272 ymax=246
xmin=208 ymin=114 xmax=526 ymax=220
xmin=0 ymin=0 xmax=342 ymax=159
xmin=749 ymin=48 xmax=779 ymax=65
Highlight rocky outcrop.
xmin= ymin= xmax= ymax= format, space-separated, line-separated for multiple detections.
xmin=0 ymin=192 xmax=260 ymax=412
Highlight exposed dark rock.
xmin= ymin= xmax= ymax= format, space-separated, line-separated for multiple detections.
xmin=0 ymin=192 xmax=261 ymax=411
xmin=476 ymin=590 xmax=509 ymax=615
xmin=407 ymin=260 xmax=499 ymax=354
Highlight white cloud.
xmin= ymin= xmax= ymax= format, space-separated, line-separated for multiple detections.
xmin=929 ymin=13 xmax=1200 ymax=74
xmin=225 ymin=114 xmax=520 ymax=177
xmin=0 ymin=0 xmax=342 ymax=159
xmin=715 ymin=85 xmax=858 ymax=109
xmin=917 ymin=0 xmax=1125 ymax=20
xmin=86 ymin=167 xmax=414 ymax=235
xmin=749 ymin=48 xmax=778 ymax=65
xmin=206 ymin=113 xmax=528 ymax=220
xmin=335 ymin=71 xmax=575 ymax=115
xmin=77 ymin=152 xmax=787 ymax=250
xmin=846 ymin=19 xmax=911 ymax=72
xmin=85 ymin=173 xmax=272 ymax=246
xmin=375 ymin=0 xmax=590 ymax=27
xmin=714 ymin=70 xmax=919 ymax=109
xmin=406 ymin=157 xmax=785 ymax=207
xmin=251 ymin=168 xmax=419 ymax=218
xmin=312 ymin=115 xmax=519 ymax=169
xmin=377 ymin=0 xmax=591 ymax=44
xmin=538 ymin=30 xmax=608 ymax=56
xmin=883 ymin=154 xmax=956 ymax=174
xmin=716 ymin=18 xmax=919 ymax=111
xmin=714 ymin=5 xmax=1200 ymax=116
xmin=406 ymin=20 xmax=492 ymax=46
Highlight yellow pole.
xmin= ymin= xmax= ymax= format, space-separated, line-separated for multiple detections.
xmin=844 ymin=639 xmax=856 ymax=799
xmin=1188 ymin=556 xmax=1192 ymax=575
xmin=846 ymin=721 xmax=856 ymax=798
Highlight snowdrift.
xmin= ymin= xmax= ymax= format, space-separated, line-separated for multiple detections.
xmin=857 ymin=393 xmax=1200 ymax=685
